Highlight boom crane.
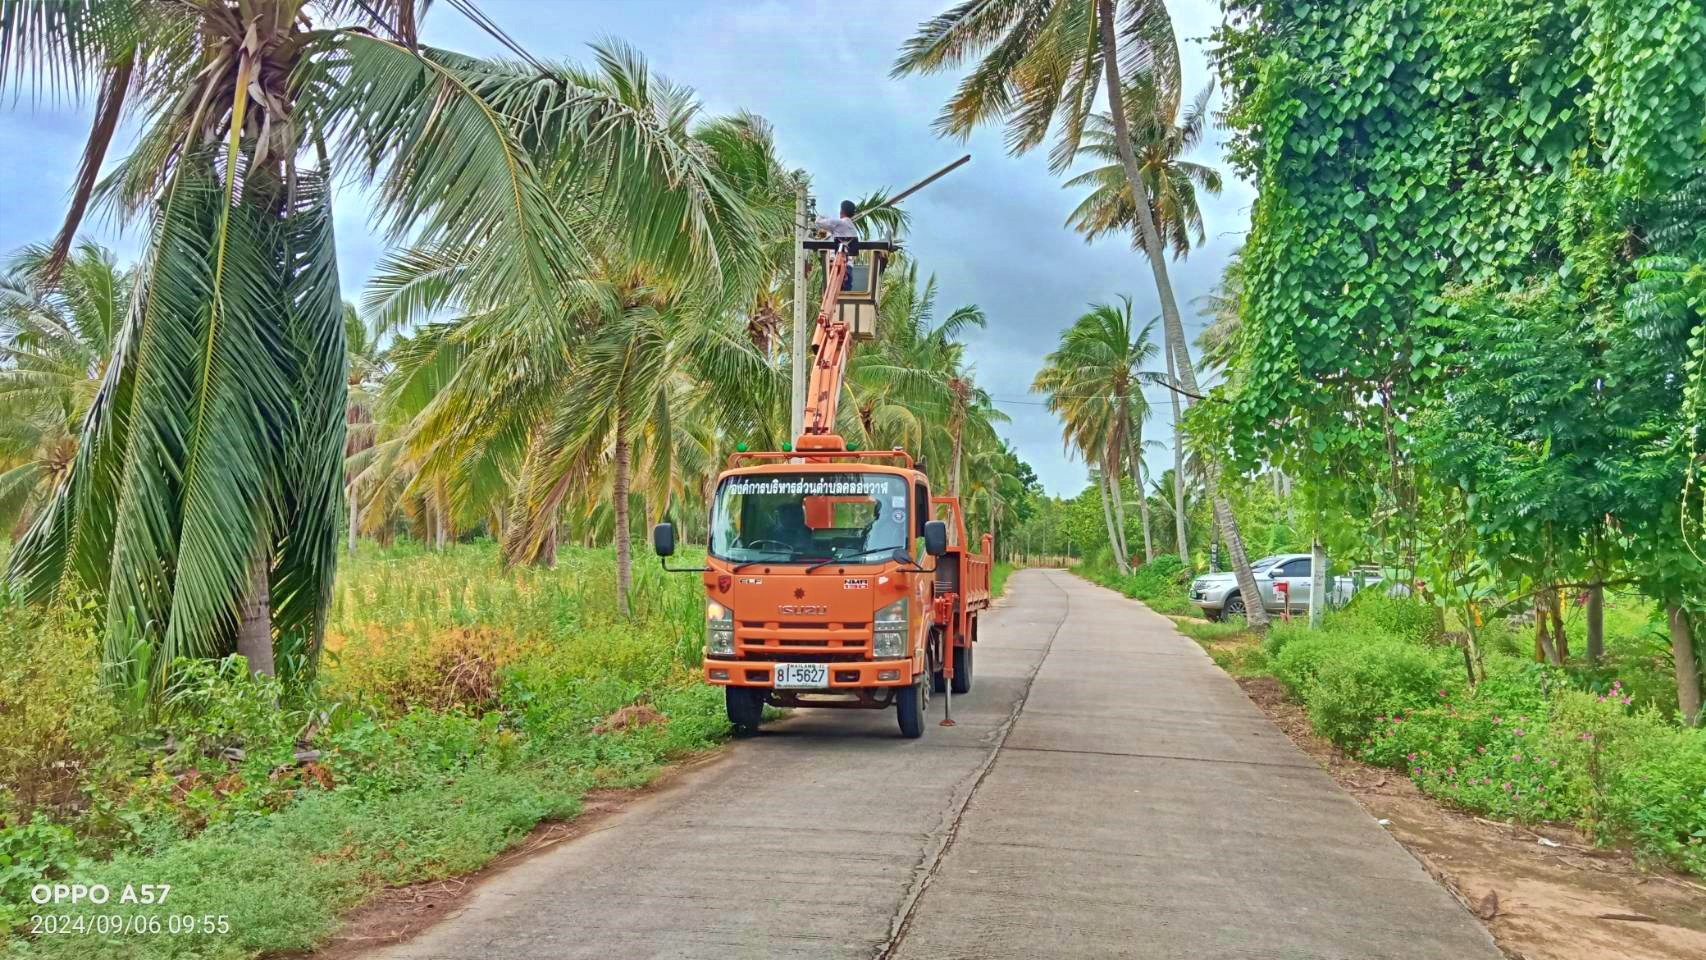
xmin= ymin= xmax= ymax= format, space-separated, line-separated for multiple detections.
xmin=794 ymin=154 xmax=970 ymax=449
xmin=651 ymin=155 xmax=988 ymax=740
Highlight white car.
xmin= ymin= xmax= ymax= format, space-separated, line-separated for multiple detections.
xmin=1189 ymin=554 xmax=1383 ymax=621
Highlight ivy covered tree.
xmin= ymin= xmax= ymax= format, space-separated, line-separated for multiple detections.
xmin=1213 ymin=0 xmax=1706 ymax=718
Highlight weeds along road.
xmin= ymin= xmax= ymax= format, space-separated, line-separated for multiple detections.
xmin=363 ymin=569 xmax=1500 ymax=960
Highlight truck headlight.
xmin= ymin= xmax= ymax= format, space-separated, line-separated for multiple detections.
xmin=706 ymin=600 xmax=734 ymax=656
xmin=873 ymin=598 xmax=907 ymax=658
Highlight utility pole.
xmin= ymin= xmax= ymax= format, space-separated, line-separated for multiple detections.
xmin=790 ymin=183 xmax=810 ymax=439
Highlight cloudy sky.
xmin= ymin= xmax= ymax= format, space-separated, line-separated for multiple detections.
xmin=0 ymin=0 xmax=1252 ymax=497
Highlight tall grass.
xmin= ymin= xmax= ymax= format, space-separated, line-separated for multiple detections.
xmin=2 ymin=541 xmax=726 ymax=959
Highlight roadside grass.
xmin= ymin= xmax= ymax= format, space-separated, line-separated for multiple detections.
xmin=2 ymin=541 xmax=726 ymax=959
xmin=1175 ymin=619 xmax=1269 ymax=677
xmin=1077 ymin=554 xmax=1196 ymax=616
xmin=991 ymin=561 xmax=1015 ymax=599
xmin=1177 ymin=591 xmax=1706 ymax=880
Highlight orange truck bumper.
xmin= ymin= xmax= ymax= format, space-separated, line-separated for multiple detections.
xmin=704 ymin=658 xmax=916 ymax=687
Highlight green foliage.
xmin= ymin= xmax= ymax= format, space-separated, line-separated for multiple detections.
xmin=1079 ymin=555 xmax=1197 ymax=617
xmin=1 ymin=544 xmax=728 ymax=956
xmin=1212 ymin=0 xmax=1706 ymax=711
xmin=1265 ymin=608 xmax=1706 ymax=875
xmin=0 ymin=820 xmax=79 ymax=929
xmin=1325 ymin=590 xmax=1443 ymax=644
xmin=0 ymin=593 xmax=117 ymax=822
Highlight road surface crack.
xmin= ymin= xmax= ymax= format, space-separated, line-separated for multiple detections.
xmin=873 ymin=570 xmax=1073 ymax=960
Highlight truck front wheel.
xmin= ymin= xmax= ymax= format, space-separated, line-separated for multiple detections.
xmin=896 ymin=677 xmax=927 ymax=739
xmin=725 ymin=686 xmax=765 ymax=734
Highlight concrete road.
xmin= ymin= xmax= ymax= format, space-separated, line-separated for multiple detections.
xmin=366 ymin=569 xmax=1500 ymax=960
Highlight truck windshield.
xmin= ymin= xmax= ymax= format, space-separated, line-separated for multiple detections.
xmin=709 ymin=472 xmax=909 ymax=565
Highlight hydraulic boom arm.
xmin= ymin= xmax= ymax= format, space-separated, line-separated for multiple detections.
xmin=799 ymin=247 xmax=852 ymax=447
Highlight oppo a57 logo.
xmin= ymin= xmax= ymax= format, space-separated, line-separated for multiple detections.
xmin=778 ymin=604 xmax=828 ymax=616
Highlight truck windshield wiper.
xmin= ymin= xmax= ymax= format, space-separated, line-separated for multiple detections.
xmin=806 ymin=546 xmax=907 ymax=572
xmin=730 ymin=553 xmax=832 ymax=572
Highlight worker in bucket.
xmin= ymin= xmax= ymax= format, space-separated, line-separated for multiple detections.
xmin=811 ymin=199 xmax=860 ymax=239
xmin=812 ymin=200 xmax=863 ymax=291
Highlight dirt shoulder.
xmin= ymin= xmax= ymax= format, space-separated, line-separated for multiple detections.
xmin=1237 ymin=674 xmax=1706 ymax=960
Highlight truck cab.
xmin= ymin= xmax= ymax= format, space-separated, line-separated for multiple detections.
xmin=652 ymin=451 xmax=987 ymax=738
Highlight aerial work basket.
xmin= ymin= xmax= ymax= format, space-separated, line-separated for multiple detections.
xmin=805 ymin=238 xmax=897 ymax=342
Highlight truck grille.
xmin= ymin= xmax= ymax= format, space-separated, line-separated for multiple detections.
xmin=735 ymin=621 xmax=871 ymax=661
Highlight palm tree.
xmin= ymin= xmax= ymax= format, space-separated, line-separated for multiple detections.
xmin=895 ymin=0 xmax=1269 ymax=625
xmin=1033 ymin=297 xmax=1158 ymax=572
xmin=0 ymin=242 xmax=127 ymax=536
xmin=1064 ymin=84 xmax=1222 ymax=259
xmin=367 ymin=47 xmax=787 ymax=614
xmin=2 ymin=3 xmax=764 ymax=692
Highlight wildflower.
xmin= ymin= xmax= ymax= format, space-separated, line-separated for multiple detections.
xmin=1514 ymin=728 xmax=1524 ymax=737
xmin=1513 ymin=753 xmax=1522 ymax=761
xmin=1447 ymin=767 xmax=1456 ymax=776
xmin=1503 ymin=782 xmax=1512 ymax=791
xmin=1550 ymin=759 xmax=1558 ymax=766
xmin=1478 ymin=745 xmax=1488 ymax=753
xmin=1493 ymin=715 xmax=1502 ymax=724
xmin=1438 ymin=689 xmax=1449 ymax=698
xmin=1408 ymin=753 xmax=1418 ymax=761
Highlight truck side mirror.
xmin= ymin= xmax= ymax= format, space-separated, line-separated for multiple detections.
xmin=652 ymin=522 xmax=676 ymax=557
xmin=923 ymin=520 xmax=948 ymax=557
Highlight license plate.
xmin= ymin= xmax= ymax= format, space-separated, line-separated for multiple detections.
xmin=773 ymin=663 xmax=829 ymax=689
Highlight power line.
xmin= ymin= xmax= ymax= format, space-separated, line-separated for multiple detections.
xmin=443 ymin=0 xmax=553 ymax=74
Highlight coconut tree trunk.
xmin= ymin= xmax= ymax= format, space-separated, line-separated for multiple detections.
xmin=1166 ymin=339 xmax=1189 ymax=565
xmin=1670 ymin=605 xmax=1701 ymax=726
xmin=613 ymin=408 xmax=633 ymax=618
xmin=1127 ymin=427 xmax=1155 ymax=563
xmin=1107 ymin=455 xmax=1132 ymax=566
xmin=236 ymin=542 xmax=275 ymax=677
xmin=1096 ymin=1 xmax=1264 ymax=625
xmin=1099 ymin=470 xmax=1129 ymax=575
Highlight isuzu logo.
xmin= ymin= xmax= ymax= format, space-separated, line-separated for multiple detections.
xmin=778 ymin=604 xmax=828 ymax=616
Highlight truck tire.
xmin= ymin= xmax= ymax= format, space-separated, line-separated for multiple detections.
xmin=725 ymin=686 xmax=765 ymax=734
xmin=950 ymin=630 xmax=974 ymax=695
xmin=896 ymin=677 xmax=927 ymax=739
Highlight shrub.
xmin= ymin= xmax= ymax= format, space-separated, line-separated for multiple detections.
xmin=325 ymin=625 xmax=526 ymax=714
xmin=0 ymin=595 xmax=118 ymax=821
xmin=1327 ymin=590 xmax=1443 ymax=644
xmin=1261 ymin=621 xmax=1313 ymax=661
xmin=1270 ymin=629 xmax=1352 ymax=694
xmin=1301 ymin=640 xmax=1454 ymax=745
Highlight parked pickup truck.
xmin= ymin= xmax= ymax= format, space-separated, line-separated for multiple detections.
xmin=1189 ymin=553 xmax=1384 ymax=621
